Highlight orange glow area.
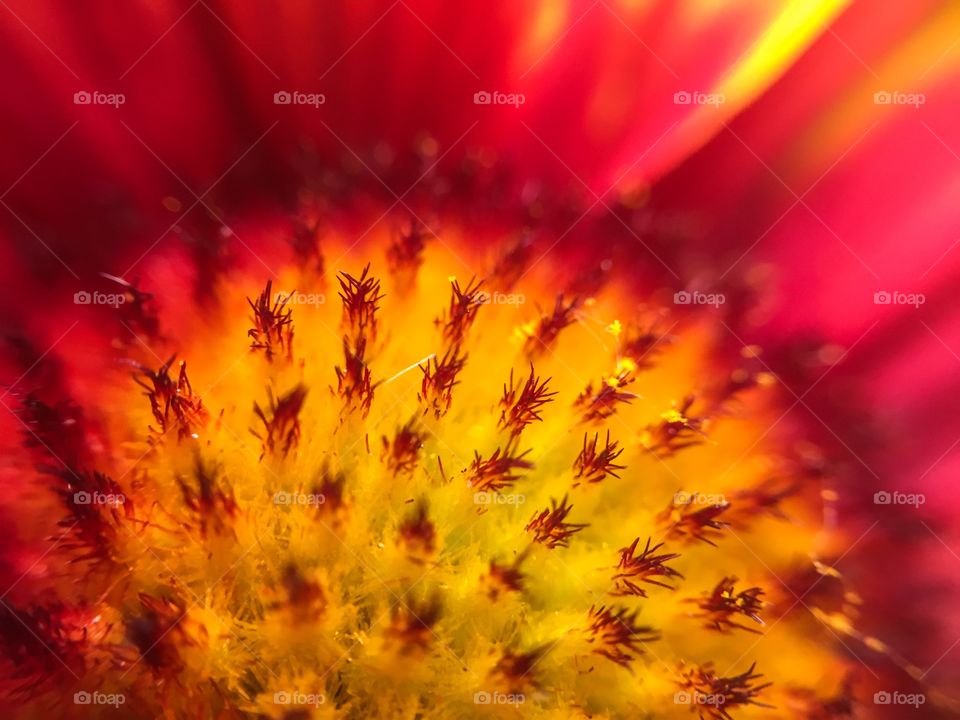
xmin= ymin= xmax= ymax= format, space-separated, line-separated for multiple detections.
xmin=52 ymin=227 xmax=858 ymax=717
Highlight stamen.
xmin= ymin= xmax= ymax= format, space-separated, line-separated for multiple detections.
xmin=573 ymin=431 xmax=625 ymax=486
xmin=728 ymin=477 xmax=798 ymax=528
xmin=335 ymin=336 xmax=376 ymax=418
xmin=247 ymin=280 xmax=294 ymax=362
xmin=524 ymin=295 xmax=580 ymax=357
xmin=274 ymin=564 xmax=327 ymax=622
xmin=134 ymin=356 xmax=206 ymax=439
xmin=526 ymin=495 xmax=588 ymax=549
xmin=483 ymin=551 xmax=529 ymax=600
xmin=398 ymin=500 xmax=436 ymax=560
xmin=620 ymin=317 xmax=672 ymax=370
xmin=658 ymin=494 xmax=730 ymax=546
xmin=436 ymin=276 xmax=484 ymax=347
xmin=418 ymin=347 xmax=467 ymax=419
xmin=101 ymin=272 xmax=159 ymax=339
xmin=251 ymin=384 xmax=308 ymax=458
xmin=586 ymin=605 xmax=659 ymax=670
xmin=387 ymin=221 xmax=427 ymax=292
xmin=575 ymin=367 xmax=637 ymax=424
xmin=381 ymin=418 xmax=425 ymax=477
xmin=491 ymin=646 xmax=548 ymax=693
xmin=338 ymin=264 xmax=384 ymax=344
xmin=385 ymin=594 xmax=442 ymax=655
xmin=61 ymin=470 xmax=128 ymax=566
xmin=125 ymin=594 xmax=189 ymax=677
xmin=642 ymin=395 xmax=707 ymax=457
xmin=676 ymin=662 xmax=773 ymax=717
xmin=612 ymin=537 xmax=683 ymax=597
xmin=467 ymin=444 xmax=533 ymax=494
xmin=175 ymin=456 xmax=237 ymax=537
xmin=498 ymin=365 xmax=556 ymax=438
xmin=488 ymin=232 xmax=533 ymax=289
xmin=689 ymin=576 xmax=765 ymax=634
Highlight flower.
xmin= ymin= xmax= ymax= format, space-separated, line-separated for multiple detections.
xmin=1 ymin=234 xmax=856 ymax=717
xmin=0 ymin=1 xmax=958 ymax=718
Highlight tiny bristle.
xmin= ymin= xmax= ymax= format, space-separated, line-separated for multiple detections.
xmin=658 ymin=496 xmax=730 ymax=546
xmin=524 ymin=295 xmax=580 ymax=358
xmin=498 ymin=365 xmax=556 ymax=438
xmin=381 ymin=418 xmax=426 ymax=477
xmin=418 ymin=347 xmax=467 ymax=419
xmin=338 ymin=264 xmax=384 ymax=345
xmin=586 ymin=605 xmax=659 ymax=670
xmin=468 ymin=444 xmax=533 ymax=494
xmin=689 ymin=576 xmax=766 ymax=634
xmin=642 ymin=395 xmax=707 ymax=457
xmin=526 ymin=495 xmax=588 ymax=549
xmin=251 ymin=384 xmax=308 ymax=458
xmin=612 ymin=537 xmax=683 ymax=597
xmin=436 ymin=276 xmax=484 ymax=347
xmin=176 ymin=455 xmax=237 ymax=537
xmin=335 ymin=336 xmax=376 ymax=418
xmin=573 ymin=430 xmax=625 ymax=486
xmin=387 ymin=220 xmax=427 ymax=292
xmin=676 ymin=661 xmax=773 ymax=718
xmin=575 ymin=370 xmax=637 ymax=424
xmin=247 ymin=280 xmax=295 ymax=362
xmin=134 ymin=356 xmax=206 ymax=439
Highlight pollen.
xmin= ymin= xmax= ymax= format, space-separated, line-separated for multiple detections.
xmin=10 ymin=225 xmax=858 ymax=718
